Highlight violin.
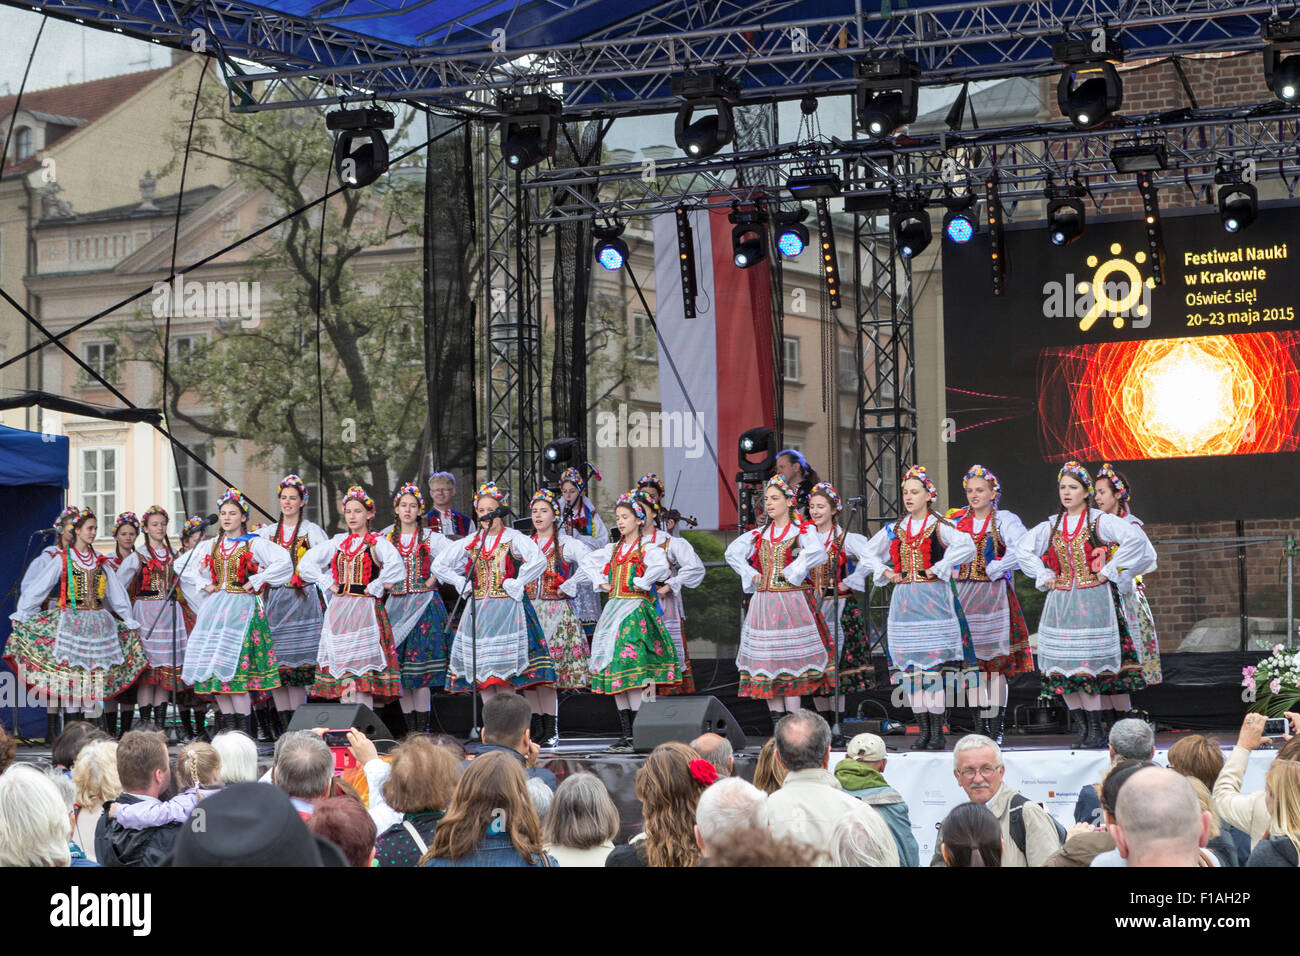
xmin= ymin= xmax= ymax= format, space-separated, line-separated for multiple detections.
xmin=658 ymin=509 xmax=699 ymax=529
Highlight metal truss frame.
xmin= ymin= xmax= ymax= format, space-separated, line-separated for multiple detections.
xmin=14 ymin=0 xmax=1275 ymax=114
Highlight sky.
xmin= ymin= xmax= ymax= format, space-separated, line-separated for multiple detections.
xmin=0 ymin=8 xmax=172 ymax=93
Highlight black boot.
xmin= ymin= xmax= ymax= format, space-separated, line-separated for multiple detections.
xmin=540 ymin=713 xmax=559 ymax=748
xmin=911 ymin=712 xmax=931 ymax=751
xmin=179 ymin=708 xmax=195 ymax=741
xmin=45 ymin=712 xmax=61 ymax=745
xmin=769 ymin=708 xmax=784 ymax=738
xmin=102 ymin=709 xmax=118 ymax=738
xmin=1081 ymin=710 xmax=1106 ymax=749
xmin=926 ymin=713 xmax=946 ymax=751
xmin=151 ymin=703 xmax=166 ymax=735
xmin=1069 ymin=709 xmax=1088 ymax=748
xmin=269 ymin=708 xmax=285 ymax=740
xmin=988 ymin=712 xmax=1005 ymax=745
xmin=412 ymin=711 xmax=430 ymax=734
xmin=609 ymin=708 xmax=635 ymax=753
xmin=530 ymin=713 xmax=544 ymax=746
xmin=255 ymin=708 xmax=274 ymax=743
xmin=1100 ymin=708 xmax=1116 ymax=744
xmin=280 ymin=709 xmax=295 ymax=736
xmin=193 ymin=710 xmax=211 ymax=741
xmin=119 ymin=706 xmax=136 ymax=736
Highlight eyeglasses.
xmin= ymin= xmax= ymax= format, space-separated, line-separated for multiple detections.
xmin=957 ymin=765 xmax=1002 ymax=780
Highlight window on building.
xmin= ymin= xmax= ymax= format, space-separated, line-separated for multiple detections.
xmin=783 ymin=336 xmax=801 ymax=383
xmin=631 ymin=312 xmax=657 ymax=361
xmin=14 ymin=127 xmax=32 ymax=163
xmin=83 ymin=342 xmax=117 ymax=383
xmin=838 ymin=345 xmax=858 ymax=393
xmin=81 ymin=448 xmax=117 ymax=535
xmin=171 ymin=444 xmax=212 ymax=535
xmin=172 ymin=336 xmax=203 ymax=361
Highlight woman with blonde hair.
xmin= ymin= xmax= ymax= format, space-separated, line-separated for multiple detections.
xmin=606 ymin=741 xmax=711 ymax=867
xmin=752 ymin=737 xmax=787 ymax=795
xmin=70 ymin=738 xmax=121 ymax=861
xmin=420 ymin=750 xmax=553 ymax=867
xmin=0 ymin=765 xmax=75 ymax=867
xmin=1247 ymin=760 xmax=1300 ymax=867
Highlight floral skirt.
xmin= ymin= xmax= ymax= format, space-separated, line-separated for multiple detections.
xmin=393 ymin=592 xmax=451 ymax=690
xmin=312 ymin=602 xmax=404 ymax=699
xmin=950 ymin=579 xmax=1035 ymax=678
xmin=279 ymin=664 xmax=317 ymax=687
xmin=446 ymin=597 xmax=556 ymax=692
xmin=588 ymin=597 xmax=679 ymax=695
xmin=192 ymin=610 xmax=282 ymax=696
xmin=656 ymin=590 xmax=694 ymax=696
xmin=1125 ymin=582 xmax=1162 ymax=687
xmin=737 ymin=589 xmax=836 ymax=699
xmin=1044 ymin=585 xmax=1147 ymax=697
xmin=534 ymin=598 xmax=589 ymax=689
xmin=5 ymin=611 xmax=146 ymax=703
xmin=819 ymin=595 xmax=877 ymax=694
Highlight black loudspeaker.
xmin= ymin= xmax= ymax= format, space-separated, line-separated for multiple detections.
xmin=286 ymin=703 xmax=393 ymax=742
xmin=632 ymin=696 xmax=747 ymax=754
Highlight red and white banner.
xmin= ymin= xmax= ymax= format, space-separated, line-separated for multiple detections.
xmin=650 ymin=201 xmax=776 ymax=530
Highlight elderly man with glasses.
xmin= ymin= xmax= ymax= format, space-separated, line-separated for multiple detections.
xmin=930 ymin=734 xmax=1061 ymax=867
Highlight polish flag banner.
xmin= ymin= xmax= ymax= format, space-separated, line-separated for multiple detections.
xmin=649 ymin=201 xmax=777 ymax=530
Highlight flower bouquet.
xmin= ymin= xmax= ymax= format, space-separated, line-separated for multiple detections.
xmin=1244 ymin=641 xmax=1300 ymax=716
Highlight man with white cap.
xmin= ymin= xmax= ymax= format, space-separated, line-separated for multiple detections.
xmin=833 ymin=732 xmax=919 ymax=866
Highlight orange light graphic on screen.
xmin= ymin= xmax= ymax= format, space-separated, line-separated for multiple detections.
xmin=1037 ymin=332 xmax=1300 ymax=461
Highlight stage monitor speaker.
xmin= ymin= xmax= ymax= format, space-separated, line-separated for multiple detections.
xmin=286 ymin=703 xmax=393 ymax=742
xmin=632 ymin=696 xmax=747 ymax=754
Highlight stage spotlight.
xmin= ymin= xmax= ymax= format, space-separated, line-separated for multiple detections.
xmin=1046 ymin=196 xmax=1085 ymax=246
xmin=1110 ymin=142 xmax=1168 ymax=173
xmin=593 ymin=223 xmax=629 ymax=271
xmin=786 ymin=171 xmax=842 ymax=200
xmin=1216 ymin=176 xmax=1258 ymax=233
xmin=891 ymin=202 xmax=931 ymax=260
xmin=499 ymin=91 xmax=562 ymax=170
xmin=327 ymin=106 xmax=395 ymax=189
xmin=814 ymin=198 xmax=841 ymax=311
xmin=1054 ymin=37 xmax=1124 ymax=129
xmin=1264 ymin=19 xmax=1300 ymax=102
xmin=543 ymin=437 xmax=581 ymax=484
xmin=985 ymin=173 xmax=1006 ymax=295
xmin=729 ymin=207 xmax=767 ymax=269
xmin=942 ymin=199 xmax=977 ymax=245
xmin=672 ymin=73 xmax=740 ymax=159
xmin=675 ymin=207 xmax=698 ymax=319
xmin=855 ymin=56 xmax=920 ymax=139
xmin=1136 ymin=172 xmax=1166 ymax=285
xmin=773 ymin=208 xmax=810 ymax=258
xmin=737 ymin=427 xmax=776 ymax=473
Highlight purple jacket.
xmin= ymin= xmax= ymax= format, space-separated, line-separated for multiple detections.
xmin=114 ymin=787 xmax=222 ymax=829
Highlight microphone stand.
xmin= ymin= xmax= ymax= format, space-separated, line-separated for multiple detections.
xmin=138 ymin=534 xmax=205 ymax=746
xmin=449 ymin=517 xmax=499 ymax=743
xmin=830 ymin=498 xmax=862 ymax=745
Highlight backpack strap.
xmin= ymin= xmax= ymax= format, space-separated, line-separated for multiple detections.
xmin=401 ymin=819 xmax=428 ymax=856
xmin=1008 ymin=793 xmax=1028 ymax=858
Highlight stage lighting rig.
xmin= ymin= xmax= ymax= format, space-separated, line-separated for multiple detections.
xmin=786 ymin=171 xmax=842 ymax=201
xmin=736 ymin=426 xmax=776 ymax=529
xmin=1215 ymin=166 xmax=1258 ymax=233
xmin=593 ymin=222 xmax=629 ymax=271
xmin=773 ymin=207 xmax=810 ymax=258
xmin=940 ymin=194 xmax=977 ymax=245
xmin=855 ymin=56 xmax=920 ymax=139
xmin=542 ymin=437 xmax=581 ymax=485
xmin=1044 ymin=179 xmax=1087 ymax=247
xmin=1110 ymin=142 xmax=1168 ymax=173
xmin=890 ymin=198 xmax=931 ymax=260
xmin=1054 ymin=35 xmax=1124 ymax=129
xmin=730 ymin=207 xmax=768 ymax=269
xmin=1264 ymin=20 xmax=1300 ymax=103
xmin=327 ymin=106 xmax=395 ymax=189
xmin=672 ymin=73 xmax=740 ymax=159
xmin=499 ymin=91 xmax=562 ymax=170
xmin=1136 ymin=171 xmax=1167 ymax=285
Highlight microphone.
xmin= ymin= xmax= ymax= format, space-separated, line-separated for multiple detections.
xmin=194 ymin=514 xmax=219 ymax=529
xmin=30 ymin=528 xmax=56 ymax=540
xmin=477 ymin=505 xmax=511 ymax=525
xmin=845 ymin=496 xmax=866 ymax=506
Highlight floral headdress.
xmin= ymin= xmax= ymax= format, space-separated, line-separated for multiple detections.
xmin=810 ymin=480 xmax=842 ymax=512
xmin=530 ymin=488 xmax=558 ymax=510
xmin=55 ymin=506 xmax=81 ymax=529
xmin=114 ymin=511 xmax=141 ymax=533
xmin=901 ymin=464 xmax=938 ymax=501
xmin=142 ymin=504 xmax=169 ymax=524
xmin=559 ymin=467 xmax=585 ymax=493
xmin=636 ymin=473 xmax=665 ymax=497
xmin=217 ymin=488 xmax=251 ymax=517
xmin=962 ymin=464 xmax=1002 ymax=505
xmin=633 ymin=488 xmax=660 ymax=514
xmin=615 ymin=491 xmax=648 ymax=523
xmin=278 ymin=474 xmax=309 ymax=502
xmin=766 ymin=474 xmax=797 ymax=500
xmin=1057 ymin=460 xmax=1095 ymax=497
xmin=476 ymin=480 xmax=506 ymax=503
xmin=1096 ymin=463 xmax=1129 ymax=502
xmin=182 ymin=515 xmax=206 ymax=536
xmin=392 ymin=481 xmax=425 ymax=510
xmin=341 ymin=485 xmax=376 ymax=516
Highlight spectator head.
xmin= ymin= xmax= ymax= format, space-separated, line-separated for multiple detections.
xmin=71 ymin=739 xmax=121 ymax=810
xmin=44 ymin=765 xmax=78 ymax=816
xmin=423 ymin=750 xmax=545 ymax=865
xmin=170 ymin=782 xmax=348 ymax=866
xmin=544 ymin=772 xmax=620 ymax=851
xmin=1276 ymin=735 xmax=1300 ymax=763
xmin=273 ymin=731 xmax=334 ymax=803
xmin=1165 ymin=735 xmax=1224 ymax=792
xmin=1264 ymin=758 xmax=1300 ymax=858
xmin=708 ymin=827 xmax=823 ymax=867
xmin=429 ymin=733 xmax=467 ymax=762
xmin=635 ymin=741 xmax=709 ymax=867
xmin=480 ymin=693 xmax=533 ymax=753
xmin=527 ymin=776 xmax=554 ymax=825
xmin=752 ymin=738 xmax=787 ymax=794
xmin=117 ymin=730 xmax=170 ymax=798
xmin=0 ymin=765 xmax=72 ymax=866
xmin=51 ymin=721 xmax=107 ymax=771
xmin=845 ymin=732 xmax=887 ymax=771
xmin=829 ymin=801 xmax=900 ymax=867
xmin=1184 ymin=776 xmax=1222 ymax=841
xmin=211 ymin=730 xmax=259 ymax=784
xmin=381 ymin=735 xmax=460 ymax=815
xmin=689 ymin=732 xmax=734 ymax=778
xmin=175 ymin=742 xmax=222 ymax=792
xmin=694 ymin=777 xmax=768 ymax=858
xmin=1099 ymin=758 xmax=1159 ymax=826
xmin=939 ymin=801 xmax=1003 ymax=867
xmin=953 ymin=735 xmax=1004 ymax=804
xmin=1108 ymin=718 xmax=1156 ymax=761
xmin=1112 ymin=766 xmax=1210 ymax=867
xmin=306 ymin=795 xmax=378 ymax=868
xmin=774 ymin=710 xmax=832 ymax=773
xmin=0 ymin=724 xmax=16 ymax=775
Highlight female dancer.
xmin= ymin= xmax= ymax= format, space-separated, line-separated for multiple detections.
xmin=525 ymin=489 xmax=590 ymax=745
xmin=805 ymin=481 xmax=876 ymax=725
xmin=558 ymin=466 xmax=608 ymax=638
xmin=19 ymin=507 xmax=81 ymax=613
xmin=432 ymin=482 xmax=553 ymax=725
xmin=724 ymin=475 xmax=833 ymax=734
xmin=253 ymin=475 xmax=330 ymax=732
xmin=298 ymin=486 xmax=405 ymax=709
xmin=853 ymin=465 xmax=975 ymax=751
xmin=179 ymin=514 xmax=207 ymax=553
xmin=181 ymin=489 xmax=290 ymax=731
xmin=775 ymin=449 xmax=820 ymax=517
xmin=102 ymin=511 xmax=143 ymax=734
xmin=129 ymin=505 xmax=201 ymax=738
xmin=1093 ymin=462 xmax=1162 ymax=722
xmin=576 ymin=492 xmax=678 ymax=751
xmin=8 ymin=508 xmax=146 ymax=742
xmin=379 ymin=481 xmax=453 ymax=734
xmin=1013 ymin=462 xmax=1151 ymax=749
xmin=632 ymin=485 xmax=704 ymax=696
xmin=943 ymin=466 xmax=1034 ymax=743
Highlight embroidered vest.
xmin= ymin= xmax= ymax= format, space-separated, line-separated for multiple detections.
xmin=525 ymin=537 xmax=568 ymax=600
xmin=471 ymin=542 xmax=514 ymax=600
xmin=953 ymin=510 xmax=1005 ymax=583
xmin=389 ymin=532 xmax=433 ymax=593
xmin=333 ymin=540 xmax=379 ymax=597
xmin=890 ymin=520 xmax=947 ymax=584
xmin=808 ymin=529 xmax=853 ymax=596
xmin=757 ymin=530 xmax=807 ymax=592
xmin=55 ymin=553 xmax=106 ymax=610
xmin=210 ymin=540 xmax=257 ymax=594
xmin=135 ymin=549 xmax=178 ymax=599
xmin=271 ymin=521 xmax=313 ymax=577
xmin=607 ymin=542 xmax=651 ymax=600
xmin=1049 ymin=515 xmax=1105 ymax=590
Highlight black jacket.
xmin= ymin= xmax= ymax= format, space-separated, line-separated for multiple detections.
xmin=94 ymin=793 xmax=182 ymax=868
xmin=1246 ymin=835 xmax=1299 ymax=867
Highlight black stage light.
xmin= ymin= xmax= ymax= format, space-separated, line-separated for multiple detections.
xmin=499 ymin=91 xmax=562 ymax=170
xmin=327 ymin=106 xmax=395 ymax=188
xmin=593 ymin=223 xmax=629 ymax=271
xmin=672 ymin=73 xmax=741 ymax=159
xmin=1263 ymin=19 xmax=1300 ymax=103
xmin=1215 ymin=173 xmax=1258 ymax=233
xmin=1054 ymin=36 xmax=1124 ymax=130
xmin=855 ymin=56 xmax=920 ymax=139
xmin=891 ymin=201 xmax=931 ymax=260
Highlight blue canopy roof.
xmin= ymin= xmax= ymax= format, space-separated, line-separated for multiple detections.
xmin=0 ymin=423 xmax=68 ymax=487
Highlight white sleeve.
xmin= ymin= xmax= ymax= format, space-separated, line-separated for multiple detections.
xmin=182 ymin=543 xmax=213 ymax=596
xmin=839 ymin=531 xmax=873 ymax=592
xmin=856 ymin=525 xmax=896 ymax=589
xmin=557 ymin=536 xmax=590 ymax=597
xmin=173 ymin=547 xmax=207 ymax=612
xmin=293 ymin=535 xmax=337 ymax=587
xmin=1096 ymin=511 xmax=1149 ymax=590
xmin=589 ymin=507 xmax=610 ymax=550
xmin=577 ymin=545 xmax=614 ymax=593
xmin=433 ymin=538 xmax=474 ymax=596
xmin=933 ymin=521 xmax=976 ymax=581
xmin=505 ymin=531 xmax=546 ymax=601
xmin=363 ymin=758 xmax=401 ymax=835
xmin=665 ymin=537 xmax=705 ymax=593
xmin=369 ymin=536 xmax=407 ymax=597
xmin=1013 ymin=519 xmax=1057 ymax=591
xmin=785 ymin=528 xmax=828 ymax=587
xmin=12 ymin=552 xmax=63 ymax=621
xmin=114 ymin=552 xmax=140 ymax=592
xmin=248 ymin=536 xmax=294 ymax=589
xmin=985 ymin=510 xmax=1028 ymax=579
xmin=724 ymin=531 xmax=762 ymax=594
xmin=102 ymin=561 xmax=140 ymax=628
xmin=633 ymin=539 xmax=671 ymax=592
xmin=305 ymin=521 xmax=332 ymax=549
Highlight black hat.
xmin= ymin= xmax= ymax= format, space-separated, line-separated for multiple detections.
xmin=169 ymin=782 xmax=349 ymax=867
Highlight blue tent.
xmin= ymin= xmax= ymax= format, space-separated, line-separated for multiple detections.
xmin=0 ymin=424 xmax=69 ymax=740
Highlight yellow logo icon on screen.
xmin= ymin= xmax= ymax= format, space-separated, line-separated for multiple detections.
xmin=1075 ymin=242 xmax=1158 ymax=331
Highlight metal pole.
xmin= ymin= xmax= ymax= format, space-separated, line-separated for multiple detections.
xmin=1286 ymin=535 xmax=1296 ymax=649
